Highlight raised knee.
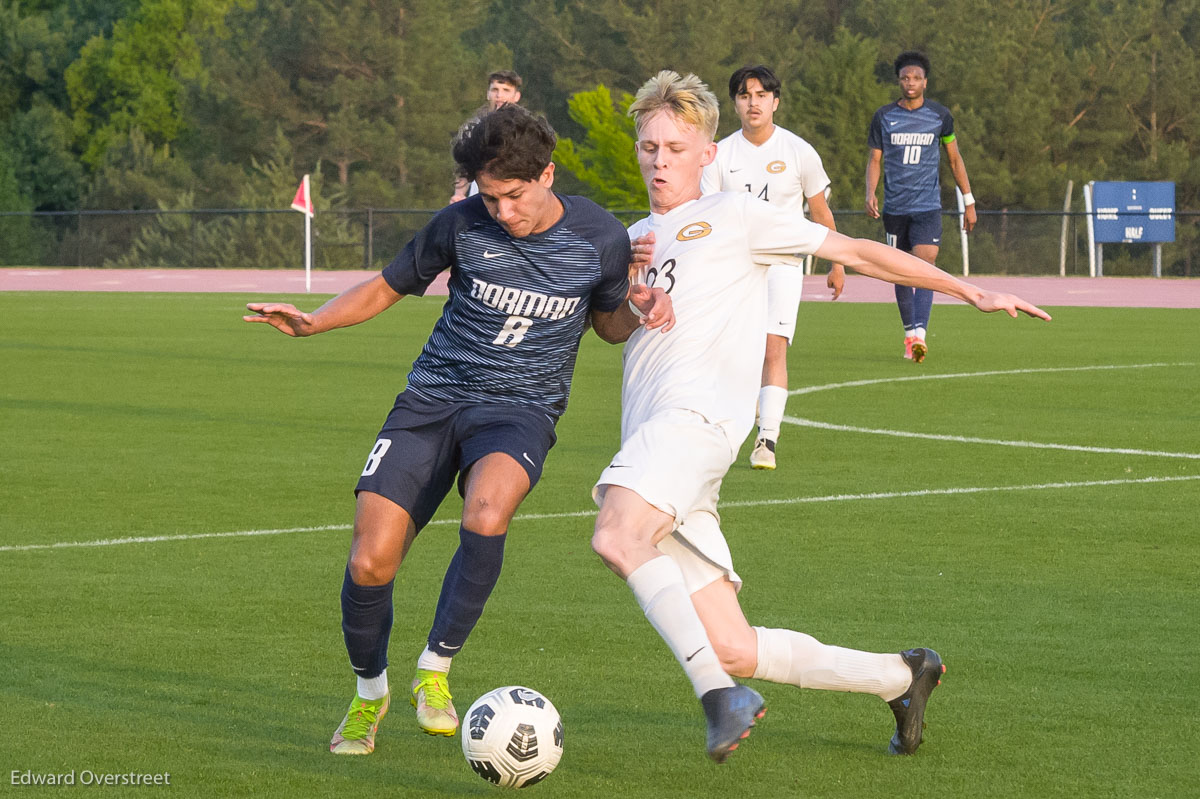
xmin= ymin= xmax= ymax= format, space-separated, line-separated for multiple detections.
xmin=347 ymin=550 xmax=396 ymax=586
xmin=462 ymin=497 xmax=509 ymax=537
xmin=590 ymin=524 xmax=623 ymax=568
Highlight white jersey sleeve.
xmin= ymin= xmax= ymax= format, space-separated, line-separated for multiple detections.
xmin=742 ymin=193 xmax=830 ymax=265
xmin=786 ymin=134 xmax=832 ymax=201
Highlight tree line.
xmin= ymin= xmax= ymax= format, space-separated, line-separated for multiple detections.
xmin=2 ymin=0 xmax=1197 ymax=269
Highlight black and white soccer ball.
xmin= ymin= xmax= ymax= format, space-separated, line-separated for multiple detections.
xmin=462 ymin=686 xmax=563 ymax=789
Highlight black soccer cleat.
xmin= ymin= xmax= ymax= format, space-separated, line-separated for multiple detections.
xmin=701 ymin=685 xmax=766 ymax=763
xmin=887 ymin=647 xmax=945 ymax=755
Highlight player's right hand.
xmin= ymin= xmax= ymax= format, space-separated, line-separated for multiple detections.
xmin=243 ymin=302 xmax=316 ymax=337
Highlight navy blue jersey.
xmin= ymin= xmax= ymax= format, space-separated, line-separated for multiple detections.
xmin=382 ymin=194 xmax=631 ymax=418
xmin=867 ymin=100 xmax=955 ymax=214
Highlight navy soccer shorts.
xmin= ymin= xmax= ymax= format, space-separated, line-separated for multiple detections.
xmin=355 ymin=392 xmax=558 ymax=531
xmin=883 ymin=209 xmax=943 ymax=252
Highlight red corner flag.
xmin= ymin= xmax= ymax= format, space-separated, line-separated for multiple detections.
xmin=290 ymin=174 xmax=314 ymax=217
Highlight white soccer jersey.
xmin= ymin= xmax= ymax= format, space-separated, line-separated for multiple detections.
xmin=700 ymin=126 xmax=831 ymax=213
xmin=623 ymin=192 xmax=829 ymax=449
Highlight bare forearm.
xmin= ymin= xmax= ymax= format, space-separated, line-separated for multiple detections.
xmin=591 ymin=302 xmax=640 ymax=343
xmin=807 ymin=199 xmax=837 ymax=232
xmin=816 ymin=232 xmax=983 ymax=305
xmin=865 ymin=153 xmax=881 ymax=202
xmin=309 ymin=275 xmax=403 ymax=334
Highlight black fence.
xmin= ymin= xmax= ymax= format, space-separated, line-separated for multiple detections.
xmin=1 ymin=207 xmax=1197 ymax=277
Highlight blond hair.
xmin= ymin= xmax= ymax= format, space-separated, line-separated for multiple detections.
xmin=628 ymin=70 xmax=719 ymax=140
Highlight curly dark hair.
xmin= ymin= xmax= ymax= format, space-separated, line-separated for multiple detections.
xmin=894 ymin=51 xmax=931 ymax=78
xmin=452 ymin=104 xmax=557 ymax=183
xmin=728 ymin=65 xmax=781 ymax=100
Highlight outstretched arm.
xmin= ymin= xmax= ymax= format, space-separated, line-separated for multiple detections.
xmin=814 ymin=231 xmax=1051 ymax=320
xmin=243 ymin=274 xmax=404 ymax=337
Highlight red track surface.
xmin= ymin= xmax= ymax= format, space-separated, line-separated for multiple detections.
xmin=1 ymin=268 xmax=1198 ymax=308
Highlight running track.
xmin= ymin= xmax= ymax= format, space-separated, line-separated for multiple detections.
xmin=2 ymin=268 xmax=1199 ymax=308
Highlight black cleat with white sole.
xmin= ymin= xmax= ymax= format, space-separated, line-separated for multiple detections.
xmin=887 ymin=647 xmax=944 ymax=755
xmin=701 ymin=685 xmax=766 ymax=763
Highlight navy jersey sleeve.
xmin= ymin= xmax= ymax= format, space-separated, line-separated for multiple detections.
xmin=564 ymin=197 xmax=631 ymax=313
xmin=938 ymin=105 xmax=955 ymax=142
xmin=381 ymin=201 xmax=473 ymax=296
xmin=591 ymin=222 xmax=632 ymax=313
xmin=867 ymin=106 xmax=885 ymax=149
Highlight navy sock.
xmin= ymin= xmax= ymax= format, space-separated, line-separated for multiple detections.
xmin=914 ymin=288 xmax=934 ymax=330
xmin=894 ymin=284 xmax=916 ymax=329
xmin=340 ymin=567 xmax=394 ymax=679
xmin=427 ymin=527 xmax=506 ymax=657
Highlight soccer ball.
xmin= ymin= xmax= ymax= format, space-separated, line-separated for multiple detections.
xmin=462 ymin=686 xmax=563 ymax=788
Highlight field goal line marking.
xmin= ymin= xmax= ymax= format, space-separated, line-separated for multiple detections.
xmin=785 ymin=361 xmax=1200 ymax=460
xmin=4 ymin=473 xmax=1199 ymax=554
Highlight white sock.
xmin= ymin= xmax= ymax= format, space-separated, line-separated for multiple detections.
xmin=756 ymin=385 xmax=788 ymax=442
xmin=627 ymin=556 xmax=734 ymax=698
xmin=752 ymin=627 xmax=912 ymax=701
xmin=914 ymin=326 xmax=927 ymax=341
xmin=417 ymin=647 xmax=453 ymax=674
xmin=357 ymin=669 xmax=389 ymax=701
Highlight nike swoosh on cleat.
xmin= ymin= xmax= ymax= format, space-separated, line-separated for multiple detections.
xmin=483 ymin=251 xmax=502 ymax=259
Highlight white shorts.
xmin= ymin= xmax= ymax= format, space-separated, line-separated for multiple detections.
xmin=766 ymin=263 xmax=804 ymax=344
xmin=593 ymin=409 xmax=742 ymax=593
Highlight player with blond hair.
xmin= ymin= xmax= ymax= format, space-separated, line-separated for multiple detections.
xmin=591 ymin=70 xmax=1049 ymax=763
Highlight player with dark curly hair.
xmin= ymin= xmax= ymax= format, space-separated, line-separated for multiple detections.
xmin=246 ymin=103 xmax=674 ymax=754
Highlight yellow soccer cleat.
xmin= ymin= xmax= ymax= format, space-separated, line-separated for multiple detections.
xmin=411 ymin=669 xmax=459 ymax=736
xmin=749 ymin=438 xmax=777 ymax=470
xmin=330 ymin=693 xmax=390 ymax=755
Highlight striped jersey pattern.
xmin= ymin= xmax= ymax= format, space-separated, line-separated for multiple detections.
xmin=867 ymin=99 xmax=955 ymax=214
xmin=382 ymin=194 xmax=630 ymax=418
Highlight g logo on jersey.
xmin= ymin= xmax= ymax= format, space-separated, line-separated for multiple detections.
xmin=766 ymin=160 xmax=786 ymax=174
xmin=676 ymin=221 xmax=712 ymax=241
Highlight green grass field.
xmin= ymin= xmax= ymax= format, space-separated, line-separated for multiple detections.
xmin=2 ymin=292 xmax=1197 ymax=798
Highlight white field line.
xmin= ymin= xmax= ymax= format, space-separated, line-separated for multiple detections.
xmin=788 ymin=362 xmax=1195 ymax=396
xmin=4 ymin=475 xmax=1199 ymax=554
xmin=785 ymin=361 xmax=1200 ymax=459
xmin=6 ymin=363 xmax=1195 ymax=554
xmin=785 ymin=416 xmax=1200 ymax=459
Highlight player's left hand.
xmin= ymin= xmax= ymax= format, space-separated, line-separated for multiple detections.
xmin=973 ymin=291 xmax=1052 ymax=321
xmin=963 ymin=204 xmax=978 ymax=233
xmin=827 ymin=264 xmax=846 ymax=300
xmin=630 ymin=284 xmax=675 ymax=332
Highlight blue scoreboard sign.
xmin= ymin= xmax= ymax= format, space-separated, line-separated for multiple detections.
xmin=1091 ymin=181 xmax=1174 ymax=243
